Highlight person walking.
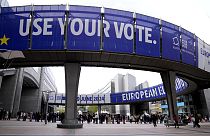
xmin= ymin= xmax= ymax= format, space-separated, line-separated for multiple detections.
xmin=173 ymin=114 xmax=179 ymax=128
xmin=194 ymin=114 xmax=201 ymax=128
xmin=151 ymin=114 xmax=158 ymax=127
xmin=164 ymin=115 xmax=169 ymax=127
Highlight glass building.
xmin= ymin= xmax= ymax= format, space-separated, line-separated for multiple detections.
xmin=0 ymin=0 xmax=9 ymax=7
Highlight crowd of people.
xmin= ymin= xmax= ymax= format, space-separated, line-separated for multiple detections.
xmin=77 ymin=112 xmax=209 ymax=128
xmin=16 ymin=111 xmax=65 ymax=123
xmin=0 ymin=108 xmax=11 ymax=120
xmin=1 ymin=108 xmax=209 ymax=129
xmin=76 ymin=112 xmax=167 ymax=126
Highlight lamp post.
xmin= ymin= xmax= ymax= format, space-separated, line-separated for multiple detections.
xmin=43 ymin=90 xmax=55 ymax=124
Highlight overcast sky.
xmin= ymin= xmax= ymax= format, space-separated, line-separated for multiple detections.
xmin=7 ymin=0 xmax=210 ymax=94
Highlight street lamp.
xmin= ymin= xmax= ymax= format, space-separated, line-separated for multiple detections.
xmin=42 ymin=90 xmax=55 ymax=124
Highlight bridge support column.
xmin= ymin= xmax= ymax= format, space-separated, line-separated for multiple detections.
xmin=98 ymin=105 xmax=101 ymax=115
xmin=98 ymin=105 xmax=102 ymax=124
xmin=0 ymin=75 xmax=2 ymax=88
xmin=12 ymin=68 xmax=24 ymax=117
xmin=57 ymin=63 xmax=83 ymax=129
xmin=161 ymin=71 xmax=178 ymax=120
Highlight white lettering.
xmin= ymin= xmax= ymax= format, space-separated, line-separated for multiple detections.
xmin=114 ymin=22 xmax=124 ymax=39
xmin=124 ymin=24 xmax=133 ymax=40
xmin=152 ymin=88 xmax=158 ymax=97
xmin=135 ymin=92 xmax=140 ymax=99
xmin=43 ymin=18 xmax=53 ymax=35
xmin=33 ymin=18 xmax=42 ymax=36
xmin=122 ymin=94 xmax=126 ymax=101
xmin=58 ymin=18 xmax=64 ymax=35
xmin=85 ymin=19 xmax=96 ymax=36
xmin=140 ymin=91 xmax=144 ymax=98
xmin=103 ymin=20 xmax=110 ymax=37
xmin=71 ymin=18 xmax=83 ymax=36
xmin=97 ymin=20 xmax=101 ymax=36
xmin=145 ymin=90 xmax=148 ymax=98
xmin=145 ymin=27 xmax=152 ymax=43
xmin=136 ymin=25 xmax=144 ymax=42
xmin=131 ymin=93 xmax=134 ymax=100
xmin=19 ymin=19 xmax=30 ymax=36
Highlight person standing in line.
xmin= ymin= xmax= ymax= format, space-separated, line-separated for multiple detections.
xmin=164 ymin=115 xmax=169 ymax=127
xmin=194 ymin=114 xmax=201 ymax=128
xmin=122 ymin=115 xmax=126 ymax=124
xmin=173 ymin=114 xmax=179 ymax=128
xmin=151 ymin=114 xmax=158 ymax=127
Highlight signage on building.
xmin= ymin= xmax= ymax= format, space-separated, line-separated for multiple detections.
xmin=48 ymin=78 xmax=188 ymax=104
xmin=0 ymin=5 xmax=209 ymax=72
xmin=1 ymin=5 xmax=209 ymax=72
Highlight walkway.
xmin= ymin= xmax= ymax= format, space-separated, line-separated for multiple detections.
xmin=0 ymin=119 xmax=210 ymax=136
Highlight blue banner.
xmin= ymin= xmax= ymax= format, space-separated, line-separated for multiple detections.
xmin=67 ymin=6 xmax=100 ymax=51
xmin=31 ymin=5 xmax=65 ymax=50
xmin=195 ymin=36 xmax=198 ymax=67
xmin=111 ymin=84 xmax=166 ymax=103
xmin=111 ymin=78 xmax=188 ymax=103
xmin=181 ymin=29 xmax=195 ymax=66
xmin=0 ymin=6 xmax=30 ymax=50
xmin=162 ymin=21 xmax=181 ymax=61
xmin=103 ymin=8 xmax=133 ymax=53
xmin=136 ymin=14 xmax=160 ymax=57
xmin=175 ymin=78 xmax=188 ymax=93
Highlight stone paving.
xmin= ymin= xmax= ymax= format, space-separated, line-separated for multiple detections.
xmin=0 ymin=119 xmax=210 ymax=136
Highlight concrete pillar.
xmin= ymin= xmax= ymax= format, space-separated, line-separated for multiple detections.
xmin=0 ymin=76 xmax=3 ymax=88
xmin=161 ymin=71 xmax=178 ymax=120
xmin=98 ymin=105 xmax=101 ymax=115
xmin=0 ymin=70 xmax=18 ymax=114
xmin=37 ymin=67 xmax=45 ymax=112
xmin=11 ymin=68 xmax=23 ymax=117
xmin=57 ymin=63 xmax=83 ymax=129
xmin=12 ymin=68 xmax=23 ymax=115
xmin=12 ymin=68 xmax=24 ymax=117
xmin=98 ymin=105 xmax=102 ymax=124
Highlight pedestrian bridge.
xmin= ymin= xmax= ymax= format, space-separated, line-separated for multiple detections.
xmin=48 ymin=77 xmax=188 ymax=105
xmin=1 ymin=4 xmax=210 ymax=128
xmin=0 ymin=5 xmax=210 ymax=88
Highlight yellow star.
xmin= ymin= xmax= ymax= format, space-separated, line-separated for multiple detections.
xmin=0 ymin=35 xmax=10 ymax=45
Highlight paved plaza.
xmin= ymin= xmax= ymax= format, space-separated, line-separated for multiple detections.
xmin=0 ymin=119 xmax=210 ymax=136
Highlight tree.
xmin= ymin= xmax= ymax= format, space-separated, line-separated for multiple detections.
xmin=87 ymin=106 xmax=98 ymax=114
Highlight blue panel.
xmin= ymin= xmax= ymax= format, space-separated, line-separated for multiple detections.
xmin=110 ymin=84 xmax=166 ymax=103
xmin=162 ymin=21 xmax=181 ymax=61
xmin=0 ymin=10 xmax=30 ymax=50
xmin=103 ymin=8 xmax=133 ymax=54
xmin=195 ymin=36 xmax=198 ymax=67
xmin=68 ymin=6 xmax=100 ymax=51
xmin=181 ymin=28 xmax=195 ymax=66
xmin=161 ymin=105 xmax=168 ymax=109
xmin=175 ymin=78 xmax=188 ymax=94
xmin=136 ymin=14 xmax=160 ymax=57
xmin=33 ymin=5 xmax=66 ymax=12
xmin=31 ymin=10 xmax=65 ymax=50
xmin=110 ymin=78 xmax=188 ymax=103
xmin=1 ymin=7 xmax=16 ymax=13
xmin=177 ymin=102 xmax=184 ymax=107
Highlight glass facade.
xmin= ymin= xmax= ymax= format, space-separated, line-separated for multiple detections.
xmin=0 ymin=0 xmax=9 ymax=7
xmin=161 ymin=94 xmax=195 ymax=115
